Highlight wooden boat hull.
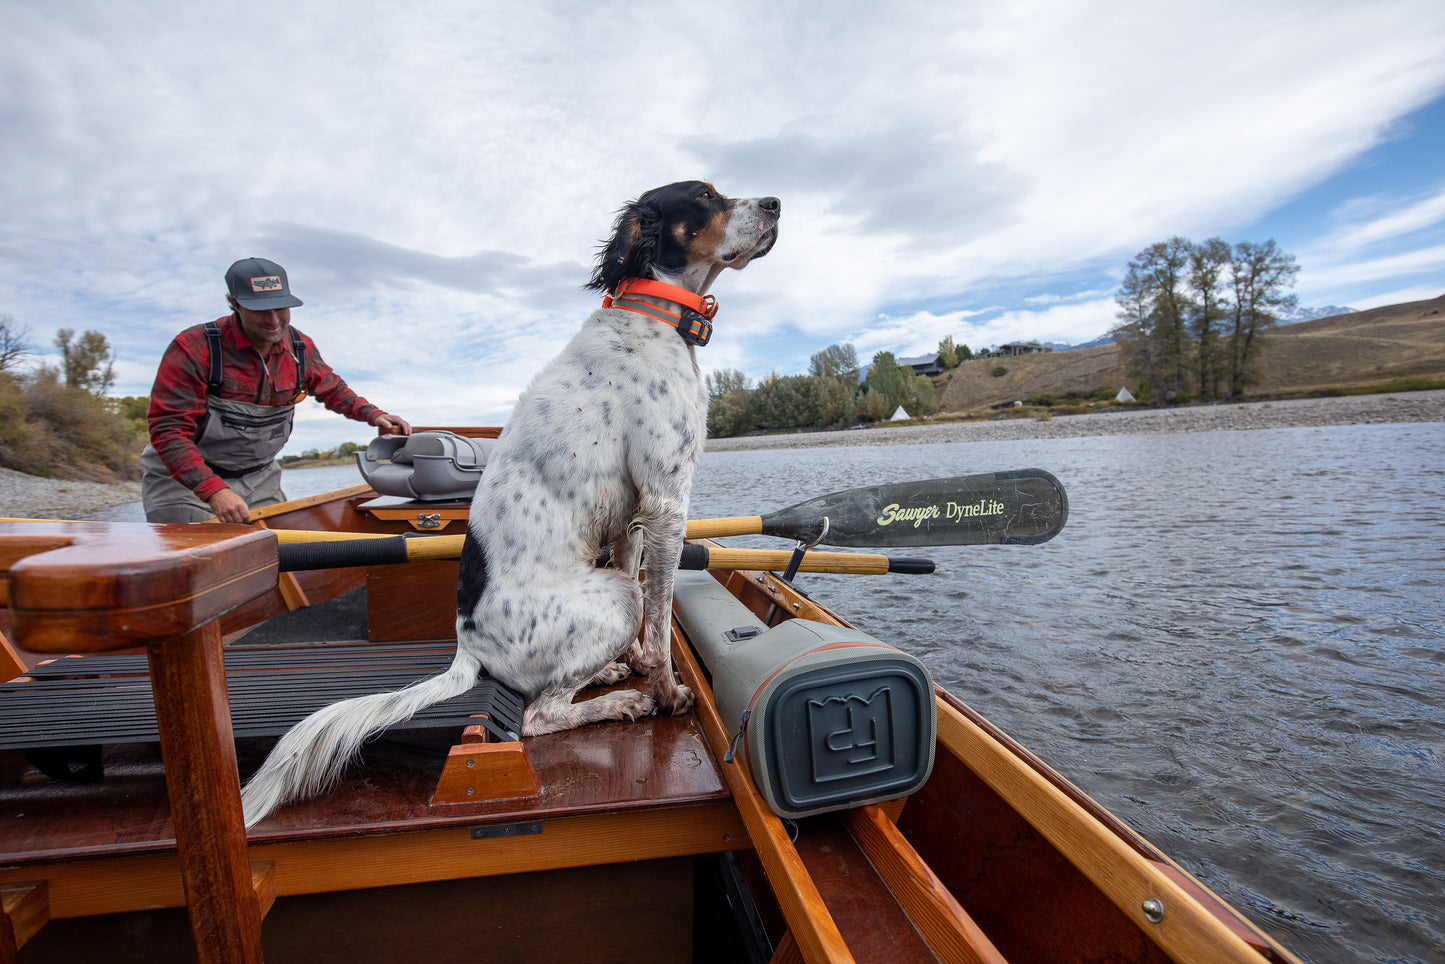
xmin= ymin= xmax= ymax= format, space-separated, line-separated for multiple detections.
xmin=0 ymin=478 xmax=1300 ymax=963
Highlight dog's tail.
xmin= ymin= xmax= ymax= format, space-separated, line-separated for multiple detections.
xmin=240 ymin=649 xmax=484 ymax=827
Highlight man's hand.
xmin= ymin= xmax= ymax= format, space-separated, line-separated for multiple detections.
xmin=372 ymin=413 xmax=413 ymax=436
xmin=208 ymin=487 xmax=251 ymax=524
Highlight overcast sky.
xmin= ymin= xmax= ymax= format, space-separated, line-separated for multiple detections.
xmin=3 ymin=0 xmax=1444 ymax=454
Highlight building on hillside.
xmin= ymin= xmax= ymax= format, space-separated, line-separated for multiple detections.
xmin=898 ymin=353 xmax=944 ymax=376
xmin=977 ymin=343 xmax=1052 ymax=359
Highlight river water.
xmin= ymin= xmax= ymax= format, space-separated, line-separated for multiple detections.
xmin=85 ymin=422 xmax=1444 ymax=962
xmin=689 ymin=422 xmax=1445 ymax=964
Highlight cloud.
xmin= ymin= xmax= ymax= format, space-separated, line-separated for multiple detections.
xmin=1312 ymin=186 xmax=1445 ymax=256
xmin=1298 ymin=243 xmax=1445 ymax=290
xmin=255 ymin=223 xmax=589 ymax=309
xmin=684 ymin=120 xmax=1025 ymax=247
xmin=3 ymin=0 xmax=1445 ymax=453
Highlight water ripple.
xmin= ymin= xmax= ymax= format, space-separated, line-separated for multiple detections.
xmin=693 ymin=421 xmax=1445 ymax=964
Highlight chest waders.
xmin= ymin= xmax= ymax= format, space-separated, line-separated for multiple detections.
xmin=141 ymin=322 xmax=309 ymax=522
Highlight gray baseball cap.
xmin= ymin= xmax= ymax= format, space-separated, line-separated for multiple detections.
xmin=226 ymin=257 xmax=304 ymax=310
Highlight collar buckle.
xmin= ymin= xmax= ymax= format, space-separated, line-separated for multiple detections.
xmin=678 ymin=310 xmax=713 ymax=346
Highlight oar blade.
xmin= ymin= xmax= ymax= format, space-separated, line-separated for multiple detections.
xmin=758 ymin=469 xmax=1068 ymax=548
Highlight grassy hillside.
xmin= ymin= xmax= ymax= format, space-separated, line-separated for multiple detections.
xmin=938 ymin=294 xmax=1445 ymax=414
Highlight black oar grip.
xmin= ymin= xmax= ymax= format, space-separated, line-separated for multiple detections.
xmin=679 ymin=544 xmax=711 ymax=570
xmin=887 ymin=557 xmax=936 ymax=574
xmin=278 ymin=535 xmax=410 ymax=572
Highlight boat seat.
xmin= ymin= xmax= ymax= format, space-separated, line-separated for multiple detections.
xmin=355 ymin=431 xmax=496 ymax=501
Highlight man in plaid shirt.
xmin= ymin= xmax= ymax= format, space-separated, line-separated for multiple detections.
xmin=142 ymin=257 xmax=412 ymax=523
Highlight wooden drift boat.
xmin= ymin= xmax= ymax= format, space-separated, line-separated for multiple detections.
xmin=0 ymin=450 xmax=1301 ymax=963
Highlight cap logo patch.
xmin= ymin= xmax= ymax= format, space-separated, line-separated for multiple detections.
xmin=249 ymin=275 xmax=284 ymax=293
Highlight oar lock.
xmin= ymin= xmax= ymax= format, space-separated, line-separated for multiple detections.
xmin=781 ymin=516 xmax=830 ymax=583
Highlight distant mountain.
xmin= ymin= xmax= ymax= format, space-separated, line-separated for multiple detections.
xmin=1055 ymin=305 xmax=1358 ymax=352
xmin=1060 ymin=333 xmax=1115 ymax=351
xmin=1274 ymin=304 xmax=1356 ymax=324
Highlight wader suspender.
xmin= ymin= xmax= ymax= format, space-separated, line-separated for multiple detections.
xmin=203 ymin=320 xmax=308 ymax=394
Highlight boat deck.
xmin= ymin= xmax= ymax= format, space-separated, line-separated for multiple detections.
xmin=3 ymin=606 xmax=741 ymax=916
xmin=1 ymin=683 xmax=734 ymax=861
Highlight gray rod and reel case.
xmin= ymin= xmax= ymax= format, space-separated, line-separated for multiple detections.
xmin=355 ymin=431 xmax=496 ymax=501
xmin=672 ymin=571 xmax=936 ymax=819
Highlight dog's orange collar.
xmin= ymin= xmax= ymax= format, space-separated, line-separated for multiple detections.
xmin=602 ymin=277 xmax=717 ymax=346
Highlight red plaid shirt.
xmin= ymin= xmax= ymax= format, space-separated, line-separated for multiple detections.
xmin=148 ymin=314 xmax=383 ymax=501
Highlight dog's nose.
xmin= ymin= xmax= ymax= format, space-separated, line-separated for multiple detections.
xmin=760 ymin=197 xmax=781 ymax=213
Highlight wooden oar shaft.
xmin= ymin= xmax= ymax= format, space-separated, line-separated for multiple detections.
xmin=684 ymin=516 xmax=763 ymax=539
xmin=271 ymin=531 xmax=922 ymax=575
xmin=269 ymin=529 xmax=400 ymax=543
xmin=703 ymin=547 xmax=894 ymax=575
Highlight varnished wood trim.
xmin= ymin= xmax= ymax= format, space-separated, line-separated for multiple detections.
xmin=430 ymin=742 xmax=541 ymax=804
xmin=147 ymin=622 xmax=263 ymax=963
xmin=843 ymin=805 xmax=1006 ymax=964
xmin=1 ymin=880 xmax=49 ymax=956
xmin=768 ymin=931 xmax=806 ymax=964
xmin=0 ymin=804 xmax=743 ymax=919
xmin=3 ymin=523 xmax=279 ymax=652
xmin=935 ymin=697 xmax=1298 ymax=964
xmin=250 ymin=862 xmax=276 ymax=920
xmin=671 ymin=610 xmax=857 ymax=964
xmin=274 ymin=571 xmax=311 ymax=610
xmin=0 ymin=628 xmax=25 ymax=685
xmin=412 ymin=426 xmax=503 ymax=439
xmin=248 ymin=485 xmax=374 ymax=521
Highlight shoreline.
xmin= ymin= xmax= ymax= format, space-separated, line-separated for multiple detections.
xmin=0 ymin=468 xmax=143 ymax=522
xmin=703 ymin=389 xmax=1445 ymax=451
xmin=3 ymin=391 xmax=1442 ymax=519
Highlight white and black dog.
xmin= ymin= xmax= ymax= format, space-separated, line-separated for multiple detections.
xmin=241 ymin=182 xmax=779 ymax=826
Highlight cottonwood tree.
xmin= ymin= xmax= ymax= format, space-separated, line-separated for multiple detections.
xmin=55 ymin=328 xmax=117 ymax=395
xmin=706 ymin=368 xmax=750 ymax=402
xmin=706 ymin=368 xmax=752 ymax=437
xmin=0 ymin=313 xmax=30 ymax=373
xmin=864 ymin=350 xmax=908 ymax=410
xmin=809 ymin=343 xmax=860 ymax=383
xmin=1113 ymin=236 xmax=1297 ymax=404
xmin=1112 ymin=258 xmax=1161 ymax=401
xmin=750 ymin=373 xmax=820 ymax=430
xmin=1113 ymin=238 xmax=1193 ymax=403
xmin=1189 ymin=238 xmax=1233 ymax=401
xmin=809 ymin=343 xmax=861 ymax=424
xmin=1226 ymin=240 xmax=1298 ymax=398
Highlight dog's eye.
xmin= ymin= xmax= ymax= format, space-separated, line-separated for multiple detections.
xmin=699 ymin=190 xmax=714 ymax=201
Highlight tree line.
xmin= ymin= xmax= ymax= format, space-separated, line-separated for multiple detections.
xmin=707 ymin=339 xmax=972 ymax=438
xmin=0 ymin=316 xmax=145 ymax=480
xmin=1112 ymin=236 xmax=1298 ymax=403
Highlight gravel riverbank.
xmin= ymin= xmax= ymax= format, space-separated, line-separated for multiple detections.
xmin=3 ymin=391 xmax=1441 ymax=519
xmin=704 ymin=389 xmax=1445 ymax=451
xmin=1 ymin=468 xmax=142 ymax=521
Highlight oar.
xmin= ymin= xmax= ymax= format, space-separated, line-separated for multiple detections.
xmin=266 ymin=468 xmax=1065 ymax=561
xmin=273 ymin=533 xmax=932 ymax=575
xmin=685 ymin=468 xmax=1068 ymax=547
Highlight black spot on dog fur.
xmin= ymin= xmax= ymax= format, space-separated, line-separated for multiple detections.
xmin=456 ymin=533 xmax=489 ymax=631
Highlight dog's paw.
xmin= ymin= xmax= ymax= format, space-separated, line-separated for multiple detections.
xmin=623 ymin=639 xmax=652 ymax=675
xmin=617 ymin=690 xmax=658 ymax=721
xmin=657 ymin=681 xmax=695 ymax=716
xmin=589 ymin=661 xmax=632 ymax=687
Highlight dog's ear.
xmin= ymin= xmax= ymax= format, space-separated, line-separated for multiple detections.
xmin=587 ymin=199 xmax=661 ymax=293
